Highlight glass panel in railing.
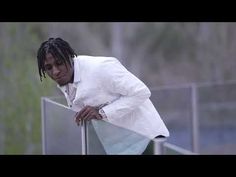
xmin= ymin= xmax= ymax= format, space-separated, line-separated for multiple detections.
xmin=43 ymin=98 xmax=83 ymax=154
xmin=162 ymin=142 xmax=196 ymax=155
xmin=150 ymin=87 xmax=192 ymax=151
xmin=198 ymin=82 xmax=236 ymax=154
xmin=85 ymin=121 xmax=106 ymax=154
xmin=86 ymin=119 xmax=151 ymax=155
xmin=48 ymin=96 xmax=68 ymax=106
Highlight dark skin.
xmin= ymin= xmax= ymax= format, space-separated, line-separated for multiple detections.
xmin=44 ymin=53 xmax=102 ymax=125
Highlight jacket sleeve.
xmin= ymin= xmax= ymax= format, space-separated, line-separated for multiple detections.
xmin=99 ymin=57 xmax=151 ymax=122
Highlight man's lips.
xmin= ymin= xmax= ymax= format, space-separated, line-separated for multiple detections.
xmin=55 ymin=75 xmax=65 ymax=80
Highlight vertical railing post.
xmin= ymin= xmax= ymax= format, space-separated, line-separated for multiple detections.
xmin=191 ymin=83 xmax=199 ymax=153
xmin=81 ymin=120 xmax=87 ymax=155
xmin=41 ymin=97 xmax=46 ymax=155
xmin=85 ymin=121 xmax=90 ymax=155
xmin=153 ymin=138 xmax=167 ymax=155
xmin=0 ymin=124 xmax=4 ymax=154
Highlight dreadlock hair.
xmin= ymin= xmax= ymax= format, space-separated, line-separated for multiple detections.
xmin=37 ymin=37 xmax=78 ymax=81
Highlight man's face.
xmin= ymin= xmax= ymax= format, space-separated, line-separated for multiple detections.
xmin=44 ymin=53 xmax=74 ymax=86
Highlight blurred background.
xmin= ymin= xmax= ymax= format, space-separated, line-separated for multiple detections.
xmin=0 ymin=22 xmax=236 ymax=154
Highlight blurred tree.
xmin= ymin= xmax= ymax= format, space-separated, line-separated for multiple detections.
xmin=0 ymin=23 xmax=54 ymax=154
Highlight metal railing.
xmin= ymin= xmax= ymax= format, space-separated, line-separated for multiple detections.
xmin=150 ymin=80 xmax=236 ymax=154
xmin=41 ymin=96 xmax=194 ymax=155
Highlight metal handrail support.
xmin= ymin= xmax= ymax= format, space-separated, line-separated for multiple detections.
xmin=153 ymin=137 xmax=167 ymax=155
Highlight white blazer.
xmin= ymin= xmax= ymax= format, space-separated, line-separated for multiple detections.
xmin=59 ymin=55 xmax=169 ymax=139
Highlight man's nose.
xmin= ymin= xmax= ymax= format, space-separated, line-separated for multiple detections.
xmin=52 ymin=66 xmax=60 ymax=76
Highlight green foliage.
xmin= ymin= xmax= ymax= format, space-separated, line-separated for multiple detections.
xmin=0 ymin=23 xmax=55 ymax=154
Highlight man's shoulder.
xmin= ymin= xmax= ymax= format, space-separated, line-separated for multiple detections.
xmin=75 ymin=55 xmax=119 ymax=66
xmin=76 ymin=55 xmax=117 ymax=61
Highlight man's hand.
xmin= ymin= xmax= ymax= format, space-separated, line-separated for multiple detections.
xmin=74 ymin=105 xmax=102 ymax=126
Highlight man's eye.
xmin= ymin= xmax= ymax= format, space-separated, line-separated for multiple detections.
xmin=56 ymin=60 xmax=63 ymax=65
xmin=45 ymin=65 xmax=52 ymax=71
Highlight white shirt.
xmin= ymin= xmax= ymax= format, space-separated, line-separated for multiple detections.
xmin=58 ymin=55 xmax=169 ymax=140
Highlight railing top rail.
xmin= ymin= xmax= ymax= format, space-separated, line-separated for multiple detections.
xmin=41 ymin=97 xmax=72 ymax=111
xmin=150 ymin=79 xmax=236 ymax=91
xmin=164 ymin=142 xmax=198 ymax=155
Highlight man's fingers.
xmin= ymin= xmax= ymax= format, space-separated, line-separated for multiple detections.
xmin=76 ymin=107 xmax=86 ymax=119
xmin=80 ymin=106 xmax=91 ymax=119
xmin=75 ymin=118 xmax=80 ymax=126
xmin=74 ymin=112 xmax=79 ymax=120
xmin=83 ymin=112 xmax=93 ymax=121
xmin=74 ymin=106 xmax=101 ymax=125
xmin=95 ymin=113 xmax=103 ymax=120
xmin=84 ymin=111 xmax=102 ymax=121
xmin=74 ymin=106 xmax=89 ymax=123
xmin=74 ymin=112 xmax=83 ymax=126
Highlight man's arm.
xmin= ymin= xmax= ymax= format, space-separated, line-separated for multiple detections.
xmin=74 ymin=57 xmax=150 ymax=124
xmin=99 ymin=57 xmax=151 ymax=122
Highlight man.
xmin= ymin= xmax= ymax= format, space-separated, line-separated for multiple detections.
xmin=37 ymin=37 xmax=169 ymax=154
